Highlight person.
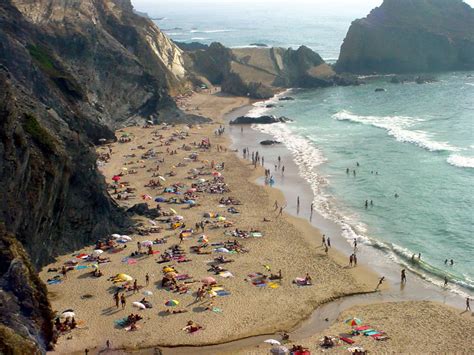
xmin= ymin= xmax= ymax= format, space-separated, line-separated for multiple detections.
xmin=327 ymin=237 xmax=331 ymax=248
xmin=395 ymin=193 xmax=399 ymax=198
xmin=346 ymin=168 xmax=349 ymax=174
xmin=274 ymin=200 xmax=279 ymax=211
xmin=365 ymin=200 xmax=368 ymax=208
xmin=445 ymin=259 xmax=448 ymax=265
xmin=310 ymin=202 xmax=314 ymax=222
xmin=370 ymin=200 xmax=373 ymax=206
xmin=356 ymin=162 xmax=360 ymax=167
xmin=467 ymin=297 xmax=471 ymax=311
xmin=450 ymin=259 xmax=454 ymax=266
xmin=353 ymin=253 xmax=358 ymax=266
xmin=304 ymin=273 xmax=312 ymax=285
xmin=401 ymin=269 xmax=406 ymax=283
xmin=324 ymin=245 xmax=328 ymax=254
xmin=278 ymin=156 xmax=281 ymax=168
xmin=61 ymin=266 xmax=67 ymax=279
xmin=282 ymin=165 xmax=285 ymax=176
xmin=179 ymin=234 xmax=184 ymax=244
xmin=322 ymin=234 xmax=326 ymax=246
xmin=133 ymin=279 xmax=138 ymax=293
xmin=113 ymin=291 xmax=120 ymax=308
xmin=353 ymin=239 xmax=357 ymax=248
xmin=418 ymin=253 xmax=421 ymax=260
xmin=353 ymin=170 xmax=356 ymax=177
xmin=277 ymin=205 xmax=286 ymax=218
xmin=349 ymin=254 xmax=353 ymax=267
xmin=375 ymin=276 xmax=385 ymax=290
xmin=444 ymin=276 xmax=448 ymax=287
xmin=106 ymin=340 xmax=111 ymax=349
xmin=145 ymin=273 xmax=150 ymax=286
xmin=120 ymin=293 xmax=126 ymax=309
xmin=297 ymin=196 xmax=300 ymax=214
xmin=85 ymin=349 xmax=89 ymax=355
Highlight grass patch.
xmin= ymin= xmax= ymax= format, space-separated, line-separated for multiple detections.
xmin=27 ymin=45 xmax=56 ymax=73
xmin=24 ymin=114 xmax=56 ymax=152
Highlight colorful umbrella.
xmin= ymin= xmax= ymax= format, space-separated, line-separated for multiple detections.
xmin=264 ymin=339 xmax=281 ymax=345
xmin=112 ymin=175 xmax=121 ymax=182
xmin=165 ymin=300 xmax=179 ymax=307
xmin=344 ymin=317 xmax=363 ymax=326
xmin=198 ymin=235 xmax=208 ymax=243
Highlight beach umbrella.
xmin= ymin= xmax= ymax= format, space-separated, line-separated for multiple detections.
xmin=163 ymin=267 xmax=175 ymax=274
xmin=212 ymin=171 xmax=222 ymax=177
xmin=215 ymin=247 xmax=230 ymax=253
xmin=141 ymin=240 xmax=153 ymax=247
xmin=170 ymin=208 xmax=177 ymax=215
xmin=165 ymin=300 xmax=179 ymax=307
xmin=344 ymin=317 xmax=363 ymax=326
xmin=112 ymin=175 xmax=121 ymax=182
xmin=132 ymin=302 xmax=146 ymax=310
xmin=198 ymin=178 xmax=206 ymax=183
xmin=60 ymin=311 xmax=75 ymax=319
xmin=264 ymin=339 xmax=281 ymax=346
xmin=270 ymin=346 xmax=289 ymax=354
xmin=116 ymin=273 xmax=133 ymax=282
xmin=217 ymin=216 xmax=226 ymax=222
xmin=122 ymin=167 xmax=128 ymax=171
xmin=198 ymin=235 xmax=208 ymax=243
xmin=173 ymin=215 xmax=184 ymax=221
xmin=92 ymin=249 xmax=103 ymax=256
xmin=201 ymin=276 xmax=216 ymax=285
xmin=111 ymin=233 xmax=121 ymax=239
xmin=143 ymin=290 xmax=153 ymax=296
xmin=158 ymin=176 xmax=166 ymax=181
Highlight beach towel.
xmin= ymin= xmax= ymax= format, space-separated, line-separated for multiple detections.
xmin=47 ymin=279 xmax=62 ymax=285
xmin=127 ymin=258 xmax=138 ymax=265
xmin=75 ymin=265 xmax=89 ymax=270
xmin=212 ymin=307 xmax=223 ymax=313
xmin=355 ymin=326 xmax=371 ymax=331
xmin=215 ymin=290 xmax=231 ymax=296
xmin=219 ymin=271 xmax=234 ymax=278
xmin=364 ymin=331 xmax=380 ymax=336
xmin=254 ymin=282 xmax=267 ymax=287
xmin=175 ymin=274 xmax=191 ymax=281
xmin=340 ymin=337 xmax=355 ymax=344
xmin=268 ymin=282 xmax=280 ymax=289
xmin=250 ymin=232 xmax=263 ymax=238
xmin=114 ymin=318 xmax=128 ymax=327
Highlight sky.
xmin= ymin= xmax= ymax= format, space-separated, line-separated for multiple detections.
xmin=132 ymin=0 xmax=474 ymax=8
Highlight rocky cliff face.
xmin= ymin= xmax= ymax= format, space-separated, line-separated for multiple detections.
xmin=0 ymin=0 xmax=203 ymax=352
xmin=336 ymin=0 xmax=474 ymax=74
xmin=184 ymin=43 xmax=355 ymax=98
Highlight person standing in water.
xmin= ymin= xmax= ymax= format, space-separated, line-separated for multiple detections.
xmin=282 ymin=165 xmax=285 ymax=176
xmin=310 ymin=202 xmax=314 ymax=222
xmin=467 ymin=297 xmax=471 ymax=311
xmin=401 ymin=269 xmax=407 ymax=283
xmin=297 ymin=196 xmax=300 ymax=215
xmin=444 ymin=276 xmax=448 ymax=287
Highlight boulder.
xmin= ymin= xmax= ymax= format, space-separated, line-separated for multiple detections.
xmin=260 ymin=140 xmax=281 ymax=146
xmin=230 ymin=115 xmax=291 ymax=125
xmin=127 ymin=203 xmax=161 ymax=218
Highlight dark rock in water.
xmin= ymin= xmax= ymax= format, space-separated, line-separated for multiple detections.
xmin=336 ymin=0 xmax=474 ymax=73
xmin=250 ymin=43 xmax=268 ymax=47
xmin=415 ymin=75 xmax=438 ymax=84
xmin=260 ymin=140 xmax=281 ymax=146
xmin=230 ymin=115 xmax=291 ymax=125
xmin=266 ymin=104 xmax=276 ymax=108
xmin=279 ymin=96 xmax=295 ymax=101
xmin=375 ymin=88 xmax=386 ymax=92
xmin=127 ymin=203 xmax=161 ymax=219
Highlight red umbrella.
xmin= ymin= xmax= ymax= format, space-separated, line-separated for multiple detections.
xmin=112 ymin=175 xmax=121 ymax=182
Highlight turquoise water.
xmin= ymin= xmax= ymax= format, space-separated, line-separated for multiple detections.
xmin=254 ymin=74 xmax=474 ymax=294
xmin=137 ymin=1 xmax=474 ymax=294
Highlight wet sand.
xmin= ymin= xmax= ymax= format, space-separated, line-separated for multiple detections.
xmin=41 ymin=91 xmax=378 ymax=354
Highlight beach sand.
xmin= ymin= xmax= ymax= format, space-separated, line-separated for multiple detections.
xmin=40 ymin=90 xmax=472 ymax=354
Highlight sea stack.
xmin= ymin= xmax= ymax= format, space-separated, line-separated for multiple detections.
xmin=336 ymin=0 xmax=474 ymax=73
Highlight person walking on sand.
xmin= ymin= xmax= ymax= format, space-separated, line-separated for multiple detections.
xmin=401 ymin=269 xmax=407 ymax=283
xmin=277 ymin=205 xmax=286 ymax=218
xmin=375 ymin=276 xmax=385 ymax=290
xmin=133 ymin=279 xmax=138 ymax=294
xmin=467 ymin=297 xmax=471 ymax=311
xmin=120 ymin=293 xmax=126 ymax=309
xmin=353 ymin=253 xmax=358 ymax=266
xmin=106 ymin=340 xmax=111 ymax=349
xmin=322 ymin=234 xmax=326 ymax=246
xmin=327 ymin=237 xmax=331 ymax=248
xmin=444 ymin=276 xmax=448 ymax=287
xmin=278 ymin=156 xmax=281 ymax=168
xmin=274 ymin=200 xmax=279 ymax=211
xmin=145 ymin=273 xmax=150 ymax=286
xmin=349 ymin=254 xmax=353 ymax=267
xmin=325 ymin=244 xmax=329 ymax=254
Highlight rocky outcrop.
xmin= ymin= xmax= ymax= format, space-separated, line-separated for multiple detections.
xmin=0 ymin=0 xmax=206 ymax=352
xmin=230 ymin=115 xmax=292 ymax=125
xmin=184 ymin=43 xmax=359 ymax=98
xmin=336 ymin=0 xmax=474 ymax=74
xmin=260 ymin=140 xmax=281 ymax=145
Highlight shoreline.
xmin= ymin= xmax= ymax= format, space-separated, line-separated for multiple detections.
xmin=225 ymin=92 xmax=471 ymax=308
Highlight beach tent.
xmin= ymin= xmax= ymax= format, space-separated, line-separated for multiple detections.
xmin=344 ymin=317 xmax=362 ymax=326
xmin=92 ymin=249 xmax=103 ymax=256
xmin=165 ymin=300 xmax=179 ymax=307
xmin=114 ymin=273 xmax=133 ymax=282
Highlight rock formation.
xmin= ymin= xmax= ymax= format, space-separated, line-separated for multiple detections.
xmin=230 ymin=115 xmax=292 ymax=125
xmin=336 ymin=0 xmax=474 ymax=74
xmin=0 ymin=0 xmax=206 ymax=352
xmin=184 ymin=43 xmax=360 ymax=99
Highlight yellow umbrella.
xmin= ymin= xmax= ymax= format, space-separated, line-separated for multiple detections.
xmin=170 ymin=208 xmax=177 ymax=215
xmin=163 ymin=267 xmax=175 ymax=273
xmin=115 ymin=273 xmax=133 ymax=282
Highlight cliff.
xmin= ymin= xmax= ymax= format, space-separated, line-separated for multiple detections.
xmin=0 ymin=0 xmax=205 ymax=352
xmin=336 ymin=0 xmax=474 ymax=74
xmin=184 ymin=43 xmax=356 ymax=99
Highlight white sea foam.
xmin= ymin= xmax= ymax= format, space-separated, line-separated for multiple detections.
xmin=191 ymin=37 xmax=208 ymax=41
xmin=447 ymin=154 xmax=474 ymax=168
xmin=333 ymin=110 xmax=460 ymax=152
xmin=190 ymin=29 xmax=234 ymax=33
xmin=245 ymin=89 xmax=292 ymax=118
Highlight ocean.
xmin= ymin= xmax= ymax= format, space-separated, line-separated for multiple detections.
xmin=145 ymin=2 xmax=474 ymax=296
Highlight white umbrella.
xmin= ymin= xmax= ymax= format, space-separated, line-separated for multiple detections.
xmin=92 ymin=249 xmax=103 ymax=255
xmin=60 ymin=311 xmax=75 ymax=319
xmin=149 ymin=219 xmax=157 ymax=226
xmin=120 ymin=235 xmax=132 ymax=241
xmin=132 ymin=302 xmax=146 ymax=310
xmin=264 ymin=339 xmax=281 ymax=346
xmin=143 ymin=290 xmax=153 ymax=296
xmin=111 ymin=233 xmax=121 ymax=238
xmin=215 ymin=247 xmax=230 ymax=253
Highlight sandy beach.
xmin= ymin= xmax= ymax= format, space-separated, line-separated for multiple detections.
xmin=40 ymin=90 xmax=473 ymax=354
